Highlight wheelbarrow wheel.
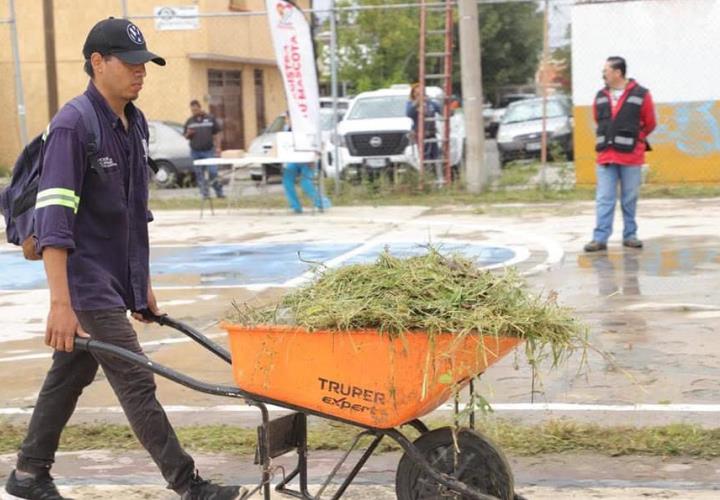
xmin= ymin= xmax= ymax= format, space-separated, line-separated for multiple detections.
xmin=395 ymin=427 xmax=515 ymax=500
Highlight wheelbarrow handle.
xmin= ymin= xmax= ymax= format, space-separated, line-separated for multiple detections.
xmin=133 ymin=309 xmax=232 ymax=364
xmin=73 ymin=337 xmax=244 ymax=399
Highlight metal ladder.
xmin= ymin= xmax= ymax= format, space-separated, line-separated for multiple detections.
xmin=417 ymin=0 xmax=454 ymax=186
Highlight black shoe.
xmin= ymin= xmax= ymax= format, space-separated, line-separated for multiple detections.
xmin=180 ymin=472 xmax=249 ymax=500
xmin=583 ymin=240 xmax=607 ymax=252
xmin=623 ymin=238 xmax=643 ymax=249
xmin=5 ymin=470 xmax=72 ymax=500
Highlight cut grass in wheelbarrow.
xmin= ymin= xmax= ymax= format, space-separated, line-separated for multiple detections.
xmin=231 ymin=247 xmax=587 ymax=378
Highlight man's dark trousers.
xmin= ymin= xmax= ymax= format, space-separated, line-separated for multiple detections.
xmin=17 ymin=307 xmax=195 ymax=493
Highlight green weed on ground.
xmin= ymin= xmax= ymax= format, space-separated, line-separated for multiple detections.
xmin=149 ymin=180 xmax=720 ymax=212
xmin=3 ymin=419 xmax=720 ymax=458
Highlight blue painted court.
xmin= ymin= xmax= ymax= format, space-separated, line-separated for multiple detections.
xmin=0 ymin=241 xmax=517 ymax=290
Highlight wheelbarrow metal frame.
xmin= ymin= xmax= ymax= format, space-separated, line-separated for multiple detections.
xmin=73 ymin=314 xmax=500 ymax=500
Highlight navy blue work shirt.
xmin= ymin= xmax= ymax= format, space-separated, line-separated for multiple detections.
xmin=34 ymin=81 xmax=153 ymax=312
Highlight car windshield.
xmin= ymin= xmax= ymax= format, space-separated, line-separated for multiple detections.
xmin=320 ymin=110 xmax=344 ymax=131
xmin=320 ymin=100 xmax=349 ymax=110
xmin=265 ymin=115 xmax=287 ymax=133
xmin=502 ymin=100 xmax=568 ymax=124
xmin=347 ymin=96 xmax=408 ymax=120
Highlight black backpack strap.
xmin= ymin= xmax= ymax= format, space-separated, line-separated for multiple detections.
xmin=67 ymin=95 xmax=102 ymax=169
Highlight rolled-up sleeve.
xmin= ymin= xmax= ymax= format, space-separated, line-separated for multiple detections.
xmin=35 ymin=127 xmax=86 ymax=252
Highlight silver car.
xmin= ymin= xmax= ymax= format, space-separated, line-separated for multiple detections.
xmin=148 ymin=120 xmax=193 ymax=188
xmin=496 ymin=96 xmax=574 ymax=166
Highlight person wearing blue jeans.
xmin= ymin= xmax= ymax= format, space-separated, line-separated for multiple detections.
xmin=282 ymin=162 xmax=331 ymax=213
xmin=584 ymin=56 xmax=656 ymax=252
xmin=184 ymin=100 xmax=224 ymax=199
xmin=591 ymin=163 xmax=642 ymax=246
xmin=191 ymin=148 xmax=223 ymax=199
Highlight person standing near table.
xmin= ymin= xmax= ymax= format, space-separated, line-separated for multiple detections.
xmin=184 ymin=100 xmax=225 ymax=199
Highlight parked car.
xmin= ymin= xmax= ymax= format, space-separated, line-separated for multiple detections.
xmin=147 ymin=120 xmax=193 ymax=188
xmin=482 ymin=103 xmax=495 ymax=137
xmin=486 ymin=93 xmax=536 ymax=139
xmin=496 ymin=96 xmax=574 ymax=166
xmin=319 ymin=96 xmax=351 ymax=111
xmin=326 ymin=86 xmax=464 ymax=180
xmin=247 ymin=104 xmax=348 ymax=183
xmin=246 ymin=114 xmax=287 ymax=182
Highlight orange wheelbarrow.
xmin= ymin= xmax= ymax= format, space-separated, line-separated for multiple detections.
xmin=75 ymin=312 xmax=526 ymax=500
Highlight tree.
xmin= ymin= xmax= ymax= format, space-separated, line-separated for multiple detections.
xmin=334 ymin=0 xmax=421 ymax=92
xmin=476 ymin=2 xmax=544 ymax=103
xmin=331 ymin=0 xmax=543 ymax=99
xmin=551 ymin=43 xmax=572 ymax=93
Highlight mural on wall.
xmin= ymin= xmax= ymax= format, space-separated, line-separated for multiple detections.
xmin=574 ymin=101 xmax=720 ymax=184
xmin=653 ymin=101 xmax=720 ymax=157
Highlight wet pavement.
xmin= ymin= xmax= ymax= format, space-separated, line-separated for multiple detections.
xmin=2 ymin=449 xmax=720 ymax=499
xmin=2 ymin=199 xmax=720 ymax=497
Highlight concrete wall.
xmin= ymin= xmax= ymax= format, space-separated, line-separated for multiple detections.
xmin=0 ymin=0 xmax=310 ymax=165
xmin=571 ymin=0 xmax=720 ymax=184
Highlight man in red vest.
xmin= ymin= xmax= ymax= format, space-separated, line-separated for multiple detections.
xmin=584 ymin=56 xmax=656 ymax=252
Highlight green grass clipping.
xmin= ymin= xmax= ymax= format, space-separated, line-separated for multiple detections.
xmin=232 ymin=247 xmax=587 ymax=372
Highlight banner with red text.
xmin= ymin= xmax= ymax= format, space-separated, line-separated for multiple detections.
xmin=266 ymin=0 xmax=320 ymax=152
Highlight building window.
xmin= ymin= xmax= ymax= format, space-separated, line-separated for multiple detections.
xmin=208 ymin=70 xmax=224 ymax=88
xmin=208 ymin=69 xmax=245 ymax=150
xmin=254 ymin=69 xmax=266 ymax=134
xmin=225 ymin=71 xmax=242 ymax=87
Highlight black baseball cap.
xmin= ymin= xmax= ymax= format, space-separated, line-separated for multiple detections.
xmin=83 ymin=17 xmax=166 ymax=66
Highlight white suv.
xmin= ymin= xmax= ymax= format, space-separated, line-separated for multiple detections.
xmin=326 ymin=87 xmax=463 ymax=179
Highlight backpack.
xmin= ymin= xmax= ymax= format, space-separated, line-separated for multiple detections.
xmin=2 ymin=96 xmax=106 ymax=260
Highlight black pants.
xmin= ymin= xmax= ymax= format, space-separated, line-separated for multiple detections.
xmin=17 ymin=308 xmax=195 ymax=493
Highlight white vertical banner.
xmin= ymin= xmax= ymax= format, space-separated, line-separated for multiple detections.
xmin=266 ymin=0 xmax=321 ymax=153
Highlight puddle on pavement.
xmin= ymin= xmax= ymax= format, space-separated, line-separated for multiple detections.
xmin=576 ymin=236 xmax=720 ymax=297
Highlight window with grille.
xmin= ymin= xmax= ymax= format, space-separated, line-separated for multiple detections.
xmin=254 ymin=69 xmax=266 ymax=133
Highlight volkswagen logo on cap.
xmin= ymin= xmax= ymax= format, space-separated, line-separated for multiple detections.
xmin=369 ymin=136 xmax=383 ymax=148
xmin=127 ymin=23 xmax=145 ymax=45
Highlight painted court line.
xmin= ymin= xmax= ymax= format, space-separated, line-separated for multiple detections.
xmin=4 ymin=403 xmax=720 ymax=416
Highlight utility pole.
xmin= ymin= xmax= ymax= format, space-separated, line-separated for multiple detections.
xmin=329 ymin=0 xmax=340 ymax=196
xmin=539 ymin=0 xmax=550 ymax=186
xmin=8 ymin=0 xmax=28 ymax=146
xmin=43 ymin=0 xmax=59 ymax=118
xmin=458 ymin=0 xmax=485 ymax=193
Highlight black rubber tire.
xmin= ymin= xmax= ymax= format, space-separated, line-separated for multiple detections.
xmin=395 ymin=427 xmax=515 ymax=500
xmin=153 ymin=160 xmax=178 ymax=189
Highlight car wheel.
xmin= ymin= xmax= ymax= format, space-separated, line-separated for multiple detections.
xmin=153 ymin=160 xmax=178 ymax=188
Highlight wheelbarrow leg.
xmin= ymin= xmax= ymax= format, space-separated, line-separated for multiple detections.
xmin=256 ymin=404 xmax=273 ymax=500
xmin=274 ymin=413 xmax=313 ymax=499
xmin=307 ymin=430 xmax=381 ymax=499
xmin=329 ymin=433 xmax=383 ymax=500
